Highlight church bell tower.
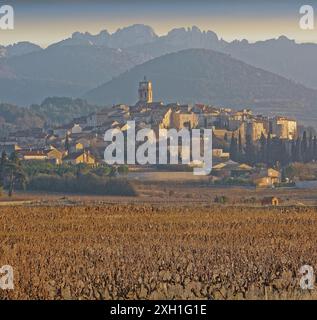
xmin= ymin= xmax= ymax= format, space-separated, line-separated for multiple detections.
xmin=138 ymin=76 xmax=153 ymax=104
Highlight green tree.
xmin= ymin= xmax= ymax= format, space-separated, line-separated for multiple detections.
xmin=284 ymin=165 xmax=297 ymax=181
xmin=6 ymin=152 xmax=27 ymax=197
xmin=301 ymin=131 xmax=308 ymax=162
xmin=245 ymin=134 xmax=256 ymax=165
xmin=308 ymin=133 xmax=314 ymax=162
xmin=266 ymin=134 xmax=272 ymax=165
xmin=313 ymin=136 xmax=317 ymax=161
xmin=229 ymin=133 xmax=238 ymax=161
xmin=295 ymin=137 xmax=302 ymax=162
xmin=280 ymin=140 xmax=289 ymax=166
xmin=291 ymin=139 xmax=296 ymax=163
xmin=65 ymin=133 xmax=70 ymax=154
xmin=259 ymin=133 xmax=266 ymax=163
xmin=281 ymin=167 xmax=286 ymax=182
xmin=0 ymin=150 xmax=8 ymax=188
xmin=238 ymin=130 xmax=243 ymax=158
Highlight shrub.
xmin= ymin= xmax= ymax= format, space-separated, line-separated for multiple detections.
xmin=215 ymin=177 xmax=252 ymax=186
xmin=27 ymin=173 xmax=137 ymax=196
xmin=214 ymin=195 xmax=229 ymax=204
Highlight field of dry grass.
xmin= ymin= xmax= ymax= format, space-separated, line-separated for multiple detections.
xmin=1 ymin=183 xmax=317 ymax=206
xmin=1 ymin=204 xmax=317 ymax=300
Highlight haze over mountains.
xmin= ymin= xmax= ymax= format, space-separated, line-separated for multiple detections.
xmin=0 ymin=24 xmax=317 ymax=124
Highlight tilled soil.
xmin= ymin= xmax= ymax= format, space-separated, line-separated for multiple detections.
xmin=0 ymin=204 xmax=317 ymax=300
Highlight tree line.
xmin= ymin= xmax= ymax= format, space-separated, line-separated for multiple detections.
xmin=0 ymin=151 xmax=131 ymax=197
xmin=229 ymin=131 xmax=317 ymax=167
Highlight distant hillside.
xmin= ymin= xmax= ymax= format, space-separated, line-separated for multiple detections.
xmin=0 ymin=42 xmax=150 ymax=105
xmin=224 ymin=36 xmax=317 ymax=90
xmin=0 ymin=97 xmax=103 ymax=137
xmin=30 ymin=97 xmax=103 ymax=125
xmin=1 ymin=25 xmax=317 ymax=108
xmin=5 ymin=45 xmax=147 ymax=88
xmin=84 ymin=49 xmax=317 ymax=125
xmin=0 ymin=103 xmax=45 ymax=136
xmin=0 ymin=77 xmax=85 ymax=106
xmin=43 ymin=26 xmax=317 ymax=91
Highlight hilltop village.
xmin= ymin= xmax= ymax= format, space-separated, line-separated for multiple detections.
xmin=1 ymin=77 xmax=315 ymax=188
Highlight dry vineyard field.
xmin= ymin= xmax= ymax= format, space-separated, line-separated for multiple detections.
xmin=1 ymin=204 xmax=317 ymax=300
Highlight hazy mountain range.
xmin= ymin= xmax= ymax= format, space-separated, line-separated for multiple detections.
xmin=0 ymin=24 xmax=317 ymax=125
xmin=84 ymin=49 xmax=317 ymax=126
xmin=0 ymin=41 xmax=42 ymax=58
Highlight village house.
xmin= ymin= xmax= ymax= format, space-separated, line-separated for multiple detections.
xmin=270 ymin=116 xmax=297 ymax=140
xmin=261 ymin=196 xmax=280 ymax=206
xmin=53 ymin=124 xmax=72 ymax=138
xmin=85 ymin=106 xmax=131 ymax=132
xmin=19 ymin=150 xmax=48 ymax=161
xmin=18 ymin=146 xmax=63 ymax=164
xmin=212 ymin=149 xmax=230 ymax=162
xmin=160 ymin=108 xmax=199 ymax=130
xmin=212 ymin=160 xmax=253 ymax=178
xmin=246 ymin=119 xmax=268 ymax=141
xmin=71 ymin=124 xmax=83 ymax=135
xmin=63 ymin=150 xmax=96 ymax=165
xmin=45 ymin=147 xmax=63 ymax=164
xmin=201 ymin=111 xmax=220 ymax=128
xmin=228 ymin=117 xmax=242 ymax=131
xmin=69 ymin=142 xmax=84 ymax=153
xmin=8 ymin=128 xmax=47 ymax=147
xmin=45 ymin=133 xmax=59 ymax=144
xmin=86 ymin=110 xmax=108 ymax=128
xmin=252 ymin=168 xmax=281 ymax=188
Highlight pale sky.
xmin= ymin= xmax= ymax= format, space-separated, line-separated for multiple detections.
xmin=0 ymin=0 xmax=316 ymax=47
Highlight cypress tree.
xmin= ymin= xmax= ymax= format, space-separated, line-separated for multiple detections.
xmin=313 ymin=136 xmax=317 ymax=161
xmin=301 ymin=131 xmax=308 ymax=162
xmin=280 ymin=140 xmax=289 ymax=166
xmin=259 ymin=132 xmax=266 ymax=163
xmin=266 ymin=134 xmax=272 ymax=166
xmin=238 ymin=130 xmax=243 ymax=153
xmin=245 ymin=134 xmax=255 ymax=165
xmin=295 ymin=137 xmax=301 ymax=162
xmin=308 ymin=132 xmax=314 ymax=162
xmin=0 ymin=150 xmax=8 ymax=187
xmin=229 ymin=133 xmax=238 ymax=161
xmin=291 ymin=139 xmax=296 ymax=163
xmin=65 ymin=133 xmax=70 ymax=154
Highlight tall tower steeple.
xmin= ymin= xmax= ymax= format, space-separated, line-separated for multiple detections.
xmin=138 ymin=76 xmax=152 ymax=104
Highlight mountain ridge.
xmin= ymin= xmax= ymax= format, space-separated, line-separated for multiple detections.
xmin=84 ymin=48 xmax=317 ymax=126
xmin=1 ymin=24 xmax=317 ymax=111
